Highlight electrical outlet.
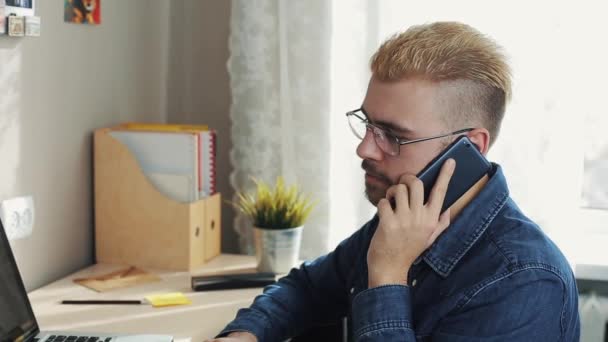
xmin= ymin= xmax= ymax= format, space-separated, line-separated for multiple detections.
xmin=0 ymin=196 xmax=35 ymax=240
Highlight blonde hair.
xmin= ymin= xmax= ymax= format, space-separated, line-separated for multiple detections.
xmin=371 ymin=22 xmax=511 ymax=146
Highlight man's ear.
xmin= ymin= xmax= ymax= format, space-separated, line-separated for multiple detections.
xmin=467 ymin=128 xmax=491 ymax=155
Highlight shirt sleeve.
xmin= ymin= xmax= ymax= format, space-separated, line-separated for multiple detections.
xmin=351 ymin=285 xmax=417 ymax=341
xmin=217 ymin=217 xmax=377 ymax=342
xmin=432 ymin=267 xmax=580 ymax=342
xmin=351 ymin=266 xmax=579 ymax=342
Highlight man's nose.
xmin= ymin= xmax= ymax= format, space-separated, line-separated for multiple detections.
xmin=356 ymin=129 xmax=384 ymax=161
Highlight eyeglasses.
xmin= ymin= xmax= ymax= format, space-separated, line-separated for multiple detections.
xmin=346 ymin=108 xmax=474 ymax=157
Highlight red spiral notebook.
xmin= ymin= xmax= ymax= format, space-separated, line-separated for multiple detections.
xmin=201 ymin=130 xmax=217 ymax=196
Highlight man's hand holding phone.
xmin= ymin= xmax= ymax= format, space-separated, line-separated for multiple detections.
xmin=367 ymin=159 xmax=456 ymax=288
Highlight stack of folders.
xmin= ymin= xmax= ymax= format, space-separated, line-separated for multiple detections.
xmin=109 ymin=122 xmax=217 ymax=203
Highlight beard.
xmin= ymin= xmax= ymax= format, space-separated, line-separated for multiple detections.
xmin=362 ymin=160 xmax=392 ymax=206
xmin=365 ymin=182 xmax=388 ymax=206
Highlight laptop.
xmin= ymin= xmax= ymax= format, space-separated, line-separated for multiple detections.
xmin=0 ymin=220 xmax=173 ymax=342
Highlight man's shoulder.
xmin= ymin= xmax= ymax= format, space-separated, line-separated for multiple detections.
xmin=448 ymin=199 xmax=573 ymax=289
xmin=483 ymin=199 xmax=573 ymax=278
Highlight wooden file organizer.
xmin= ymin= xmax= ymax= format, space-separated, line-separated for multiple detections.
xmin=94 ymin=128 xmax=221 ymax=271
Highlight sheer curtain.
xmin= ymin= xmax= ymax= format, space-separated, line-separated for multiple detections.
xmin=228 ymin=0 xmax=333 ymax=258
xmin=228 ymin=0 xmax=377 ymax=258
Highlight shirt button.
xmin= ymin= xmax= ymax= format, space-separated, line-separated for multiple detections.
xmin=350 ymin=287 xmax=355 ymax=294
xmin=411 ymin=279 xmax=417 ymax=287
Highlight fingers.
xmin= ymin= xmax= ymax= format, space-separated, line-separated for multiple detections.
xmin=438 ymin=207 xmax=451 ymax=228
xmin=427 ymin=208 xmax=451 ymax=247
xmin=384 ymin=174 xmax=425 ymax=213
xmin=385 ymin=184 xmax=409 ymax=211
xmin=427 ymin=159 xmax=456 ymax=213
xmin=377 ymin=198 xmax=393 ymax=218
xmin=398 ymin=175 xmax=424 ymax=210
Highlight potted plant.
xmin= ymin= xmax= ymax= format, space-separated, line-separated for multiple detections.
xmin=232 ymin=177 xmax=315 ymax=273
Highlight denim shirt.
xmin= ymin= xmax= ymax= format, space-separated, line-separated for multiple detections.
xmin=219 ymin=164 xmax=580 ymax=341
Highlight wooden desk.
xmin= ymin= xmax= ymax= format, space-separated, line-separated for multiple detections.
xmin=28 ymin=254 xmax=264 ymax=342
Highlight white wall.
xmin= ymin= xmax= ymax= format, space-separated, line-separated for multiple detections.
xmin=0 ymin=0 xmax=172 ymax=290
xmin=167 ymin=0 xmax=237 ymax=254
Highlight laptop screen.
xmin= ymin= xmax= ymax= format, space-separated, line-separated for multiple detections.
xmin=0 ymin=221 xmax=38 ymax=342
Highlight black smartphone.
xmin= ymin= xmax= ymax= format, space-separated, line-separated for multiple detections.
xmin=416 ymin=135 xmax=492 ymax=213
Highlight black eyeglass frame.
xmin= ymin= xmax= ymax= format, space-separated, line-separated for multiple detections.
xmin=346 ymin=108 xmax=475 ymax=156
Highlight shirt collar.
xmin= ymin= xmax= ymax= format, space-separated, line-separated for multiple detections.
xmin=421 ymin=163 xmax=509 ymax=278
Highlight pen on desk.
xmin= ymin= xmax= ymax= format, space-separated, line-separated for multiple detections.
xmin=61 ymin=299 xmax=144 ymax=305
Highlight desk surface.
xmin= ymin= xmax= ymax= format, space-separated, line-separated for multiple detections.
xmin=28 ymin=254 xmax=264 ymax=341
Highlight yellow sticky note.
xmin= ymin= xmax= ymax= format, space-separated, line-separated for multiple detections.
xmin=145 ymin=292 xmax=191 ymax=308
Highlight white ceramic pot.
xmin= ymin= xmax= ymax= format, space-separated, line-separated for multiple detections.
xmin=253 ymin=226 xmax=303 ymax=274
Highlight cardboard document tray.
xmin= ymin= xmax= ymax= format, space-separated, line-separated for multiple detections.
xmin=94 ymin=128 xmax=221 ymax=270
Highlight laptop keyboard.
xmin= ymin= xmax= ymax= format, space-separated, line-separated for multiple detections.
xmin=43 ymin=335 xmax=113 ymax=342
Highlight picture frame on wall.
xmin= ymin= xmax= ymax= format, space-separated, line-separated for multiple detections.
xmin=64 ymin=0 xmax=101 ymax=25
xmin=5 ymin=0 xmax=35 ymax=17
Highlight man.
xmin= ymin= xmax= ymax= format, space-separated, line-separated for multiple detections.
xmin=209 ymin=22 xmax=580 ymax=341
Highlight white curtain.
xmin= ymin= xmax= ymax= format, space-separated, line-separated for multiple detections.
xmin=228 ymin=0 xmax=378 ymax=258
xmin=228 ymin=0 xmax=331 ymax=258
